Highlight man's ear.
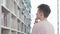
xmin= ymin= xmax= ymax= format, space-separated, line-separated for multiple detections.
xmin=40 ymin=13 xmax=44 ymax=18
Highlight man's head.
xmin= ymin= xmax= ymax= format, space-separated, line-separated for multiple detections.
xmin=36 ymin=4 xmax=51 ymax=20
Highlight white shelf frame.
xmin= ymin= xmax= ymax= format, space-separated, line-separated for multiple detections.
xmin=0 ymin=0 xmax=31 ymax=34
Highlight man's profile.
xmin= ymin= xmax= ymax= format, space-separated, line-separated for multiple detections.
xmin=31 ymin=4 xmax=54 ymax=34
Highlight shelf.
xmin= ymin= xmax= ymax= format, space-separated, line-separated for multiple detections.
xmin=1 ymin=4 xmax=26 ymax=26
xmin=1 ymin=6 xmax=11 ymax=27
xmin=1 ymin=25 xmax=10 ymax=30
xmin=11 ymin=14 xmax=17 ymax=29
xmin=1 ymin=4 xmax=16 ymax=18
xmin=14 ymin=0 xmax=21 ymax=8
xmin=1 ymin=4 xmax=20 ymax=20
xmin=2 ymin=0 xmax=6 ymax=6
xmin=14 ymin=1 xmax=19 ymax=17
xmin=5 ymin=0 xmax=12 ymax=11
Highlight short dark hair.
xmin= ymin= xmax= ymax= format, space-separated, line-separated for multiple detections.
xmin=38 ymin=4 xmax=51 ymax=18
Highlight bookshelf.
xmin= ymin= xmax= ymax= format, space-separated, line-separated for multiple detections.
xmin=0 ymin=0 xmax=31 ymax=34
xmin=11 ymin=14 xmax=17 ymax=29
xmin=1 ymin=6 xmax=10 ymax=27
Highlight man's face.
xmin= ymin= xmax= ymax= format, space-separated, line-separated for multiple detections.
xmin=36 ymin=10 xmax=44 ymax=19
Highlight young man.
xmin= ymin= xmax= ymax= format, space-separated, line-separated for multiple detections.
xmin=31 ymin=4 xmax=54 ymax=34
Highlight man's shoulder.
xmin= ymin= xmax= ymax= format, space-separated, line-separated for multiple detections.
xmin=34 ymin=21 xmax=53 ymax=27
xmin=34 ymin=22 xmax=44 ymax=27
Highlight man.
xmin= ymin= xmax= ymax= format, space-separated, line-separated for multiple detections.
xmin=31 ymin=4 xmax=54 ymax=34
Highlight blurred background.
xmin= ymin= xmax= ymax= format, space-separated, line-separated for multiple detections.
xmin=0 ymin=0 xmax=60 ymax=34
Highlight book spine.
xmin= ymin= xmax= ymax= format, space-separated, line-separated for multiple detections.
xmin=4 ymin=14 xmax=7 ymax=26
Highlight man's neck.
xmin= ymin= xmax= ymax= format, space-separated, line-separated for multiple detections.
xmin=40 ymin=18 xmax=47 ymax=22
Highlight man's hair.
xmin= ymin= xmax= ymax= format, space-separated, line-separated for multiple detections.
xmin=38 ymin=4 xmax=51 ymax=18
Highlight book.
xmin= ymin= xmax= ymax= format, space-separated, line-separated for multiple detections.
xmin=17 ymin=19 xmax=21 ymax=31
xmin=4 ymin=14 xmax=7 ymax=26
xmin=11 ymin=15 xmax=17 ymax=29
xmin=17 ymin=32 xmax=20 ymax=34
xmin=6 ymin=13 xmax=11 ymax=27
xmin=11 ymin=31 xmax=16 ymax=34
xmin=1 ymin=29 xmax=9 ymax=34
xmin=2 ymin=13 xmax=11 ymax=27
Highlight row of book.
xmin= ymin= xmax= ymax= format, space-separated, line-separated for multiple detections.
xmin=1 ymin=12 xmax=27 ymax=34
xmin=1 ymin=10 xmax=27 ymax=32
xmin=1 ymin=12 xmax=11 ymax=27
xmin=1 ymin=28 xmax=24 ymax=34
xmin=2 ymin=0 xmax=24 ymax=18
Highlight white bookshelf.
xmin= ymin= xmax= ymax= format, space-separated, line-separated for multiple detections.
xmin=0 ymin=0 xmax=31 ymax=34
